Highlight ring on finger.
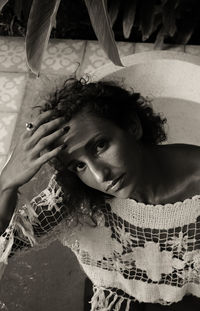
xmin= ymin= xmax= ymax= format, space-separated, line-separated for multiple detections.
xmin=25 ymin=122 xmax=34 ymax=131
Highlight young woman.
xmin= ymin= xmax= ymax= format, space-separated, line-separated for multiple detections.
xmin=0 ymin=78 xmax=200 ymax=311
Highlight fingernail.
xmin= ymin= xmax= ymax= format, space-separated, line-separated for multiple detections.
xmin=63 ymin=126 xmax=70 ymax=132
xmin=63 ymin=136 xmax=68 ymax=143
xmin=61 ymin=143 xmax=67 ymax=150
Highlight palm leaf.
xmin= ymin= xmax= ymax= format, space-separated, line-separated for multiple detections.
xmin=84 ymin=0 xmax=123 ymax=67
xmin=14 ymin=0 xmax=23 ymax=20
xmin=162 ymin=0 xmax=178 ymax=37
xmin=0 ymin=0 xmax=9 ymax=11
xmin=154 ymin=26 xmax=165 ymax=49
xmin=21 ymin=0 xmax=33 ymax=23
xmin=26 ymin=0 xmax=61 ymax=75
xmin=123 ymin=0 xmax=137 ymax=39
xmin=108 ymin=0 xmax=120 ymax=28
xmin=139 ymin=0 xmax=157 ymax=41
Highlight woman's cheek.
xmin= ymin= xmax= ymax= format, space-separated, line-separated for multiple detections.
xmin=104 ymin=146 xmax=124 ymax=166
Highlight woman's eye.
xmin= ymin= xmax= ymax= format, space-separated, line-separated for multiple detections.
xmin=95 ymin=139 xmax=108 ymax=153
xmin=74 ymin=162 xmax=86 ymax=172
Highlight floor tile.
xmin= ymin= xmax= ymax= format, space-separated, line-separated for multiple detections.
xmin=162 ymin=44 xmax=184 ymax=52
xmin=0 ymin=112 xmax=18 ymax=154
xmin=0 ymin=73 xmax=27 ymax=112
xmin=185 ymin=45 xmax=200 ymax=56
xmin=0 ymin=155 xmax=7 ymax=173
xmin=135 ymin=43 xmax=154 ymax=53
xmin=41 ymin=39 xmax=86 ymax=75
xmin=135 ymin=43 xmax=184 ymax=53
xmin=0 ymin=36 xmax=27 ymax=72
xmin=79 ymin=41 xmax=135 ymax=75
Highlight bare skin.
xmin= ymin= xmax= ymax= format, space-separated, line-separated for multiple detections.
xmin=0 ymin=108 xmax=200 ymax=225
xmin=135 ymin=143 xmax=200 ymax=204
xmin=54 ymin=111 xmax=200 ymax=205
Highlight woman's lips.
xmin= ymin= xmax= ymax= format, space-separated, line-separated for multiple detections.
xmin=106 ymin=173 xmax=126 ymax=192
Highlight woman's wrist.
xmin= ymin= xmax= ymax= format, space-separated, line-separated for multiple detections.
xmin=0 ymin=179 xmax=19 ymax=233
xmin=0 ymin=173 xmax=19 ymax=193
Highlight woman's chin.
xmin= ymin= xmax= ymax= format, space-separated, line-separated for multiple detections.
xmin=110 ymin=186 xmax=133 ymax=200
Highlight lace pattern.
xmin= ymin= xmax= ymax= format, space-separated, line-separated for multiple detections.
xmin=0 ymin=173 xmax=68 ymax=267
xmin=0 ymin=173 xmax=200 ymax=309
xmin=63 ymin=197 xmax=200 ymax=307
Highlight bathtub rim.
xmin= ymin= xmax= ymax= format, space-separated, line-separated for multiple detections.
xmin=90 ymin=51 xmax=200 ymax=82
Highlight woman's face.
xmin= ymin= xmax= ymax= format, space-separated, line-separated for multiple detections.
xmin=58 ymin=111 xmax=143 ymax=199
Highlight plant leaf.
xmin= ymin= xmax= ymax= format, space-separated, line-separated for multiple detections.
xmin=123 ymin=0 xmax=137 ymax=39
xmin=139 ymin=0 xmax=157 ymax=41
xmin=151 ymin=13 xmax=162 ymax=34
xmin=154 ymin=26 xmax=165 ymax=50
xmin=26 ymin=0 xmax=61 ymax=75
xmin=162 ymin=0 xmax=178 ymax=37
xmin=0 ymin=0 xmax=9 ymax=11
xmin=108 ymin=0 xmax=120 ymax=28
xmin=22 ymin=0 xmax=33 ymax=23
xmin=84 ymin=0 xmax=123 ymax=67
xmin=14 ymin=0 xmax=23 ymax=20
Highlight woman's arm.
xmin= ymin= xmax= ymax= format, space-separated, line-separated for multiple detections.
xmin=0 ymin=109 xmax=70 ymax=276
xmin=0 ymin=183 xmax=18 ymax=234
xmin=0 ymin=173 xmax=68 ymax=265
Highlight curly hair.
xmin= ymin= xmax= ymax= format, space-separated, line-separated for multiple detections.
xmin=34 ymin=76 xmax=167 ymax=226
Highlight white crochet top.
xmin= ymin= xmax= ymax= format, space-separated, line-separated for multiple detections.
xmin=1 ymin=173 xmax=200 ymax=310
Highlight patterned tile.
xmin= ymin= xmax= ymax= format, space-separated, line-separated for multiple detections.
xmin=0 ymin=73 xmax=27 ymax=112
xmin=0 ymin=113 xmax=17 ymax=154
xmin=79 ymin=41 xmax=135 ymax=75
xmin=185 ymin=45 xmax=200 ymax=56
xmin=135 ymin=43 xmax=184 ymax=53
xmin=41 ymin=39 xmax=86 ymax=75
xmin=135 ymin=43 xmax=154 ymax=53
xmin=0 ymin=155 xmax=7 ymax=173
xmin=0 ymin=36 xmax=27 ymax=72
xmin=0 ymin=37 xmax=86 ymax=75
xmin=162 ymin=44 xmax=184 ymax=52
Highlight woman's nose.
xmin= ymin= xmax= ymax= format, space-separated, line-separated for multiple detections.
xmin=88 ymin=161 xmax=110 ymax=183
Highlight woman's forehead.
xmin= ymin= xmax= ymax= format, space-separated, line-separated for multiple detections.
xmin=62 ymin=112 xmax=114 ymax=153
xmin=68 ymin=112 xmax=115 ymax=133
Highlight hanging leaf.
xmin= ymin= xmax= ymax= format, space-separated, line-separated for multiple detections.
xmin=139 ymin=0 xmax=157 ymax=41
xmin=162 ymin=0 xmax=178 ymax=37
xmin=21 ymin=0 xmax=33 ymax=23
xmin=26 ymin=0 xmax=61 ymax=75
xmin=108 ymin=0 xmax=120 ymax=28
xmin=151 ymin=13 xmax=162 ymax=34
xmin=173 ymin=24 xmax=195 ymax=45
xmin=123 ymin=0 xmax=137 ymax=39
xmin=14 ymin=0 xmax=23 ymax=20
xmin=172 ymin=0 xmax=197 ymax=44
xmin=84 ymin=0 xmax=123 ymax=67
xmin=0 ymin=0 xmax=9 ymax=11
xmin=154 ymin=26 xmax=165 ymax=50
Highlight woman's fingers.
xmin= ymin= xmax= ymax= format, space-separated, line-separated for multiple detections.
xmin=1 ymin=110 xmax=70 ymax=189
xmin=25 ymin=115 xmax=67 ymax=150
xmin=35 ymin=143 xmax=66 ymax=166
xmin=30 ymin=125 xmax=70 ymax=157
xmin=23 ymin=110 xmax=56 ymax=138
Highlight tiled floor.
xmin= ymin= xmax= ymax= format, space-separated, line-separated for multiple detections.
xmin=0 ymin=36 xmax=200 ymax=173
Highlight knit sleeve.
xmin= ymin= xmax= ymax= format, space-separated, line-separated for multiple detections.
xmin=0 ymin=173 xmax=68 ymax=278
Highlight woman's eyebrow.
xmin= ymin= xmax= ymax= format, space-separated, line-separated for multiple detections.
xmin=65 ymin=133 xmax=103 ymax=168
xmin=85 ymin=133 xmax=103 ymax=150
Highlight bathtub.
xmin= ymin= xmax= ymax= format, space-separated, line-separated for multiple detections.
xmin=92 ymin=51 xmax=200 ymax=146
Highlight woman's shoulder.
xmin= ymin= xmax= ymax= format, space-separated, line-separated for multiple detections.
xmin=173 ymin=143 xmax=200 ymax=195
xmin=160 ymin=143 xmax=200 ymax=202
xmin=176 ymin=143 xmax=200 ymax=170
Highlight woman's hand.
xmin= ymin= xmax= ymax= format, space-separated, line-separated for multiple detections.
xmin=0 ymin=110 xmax=69 ymax=191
